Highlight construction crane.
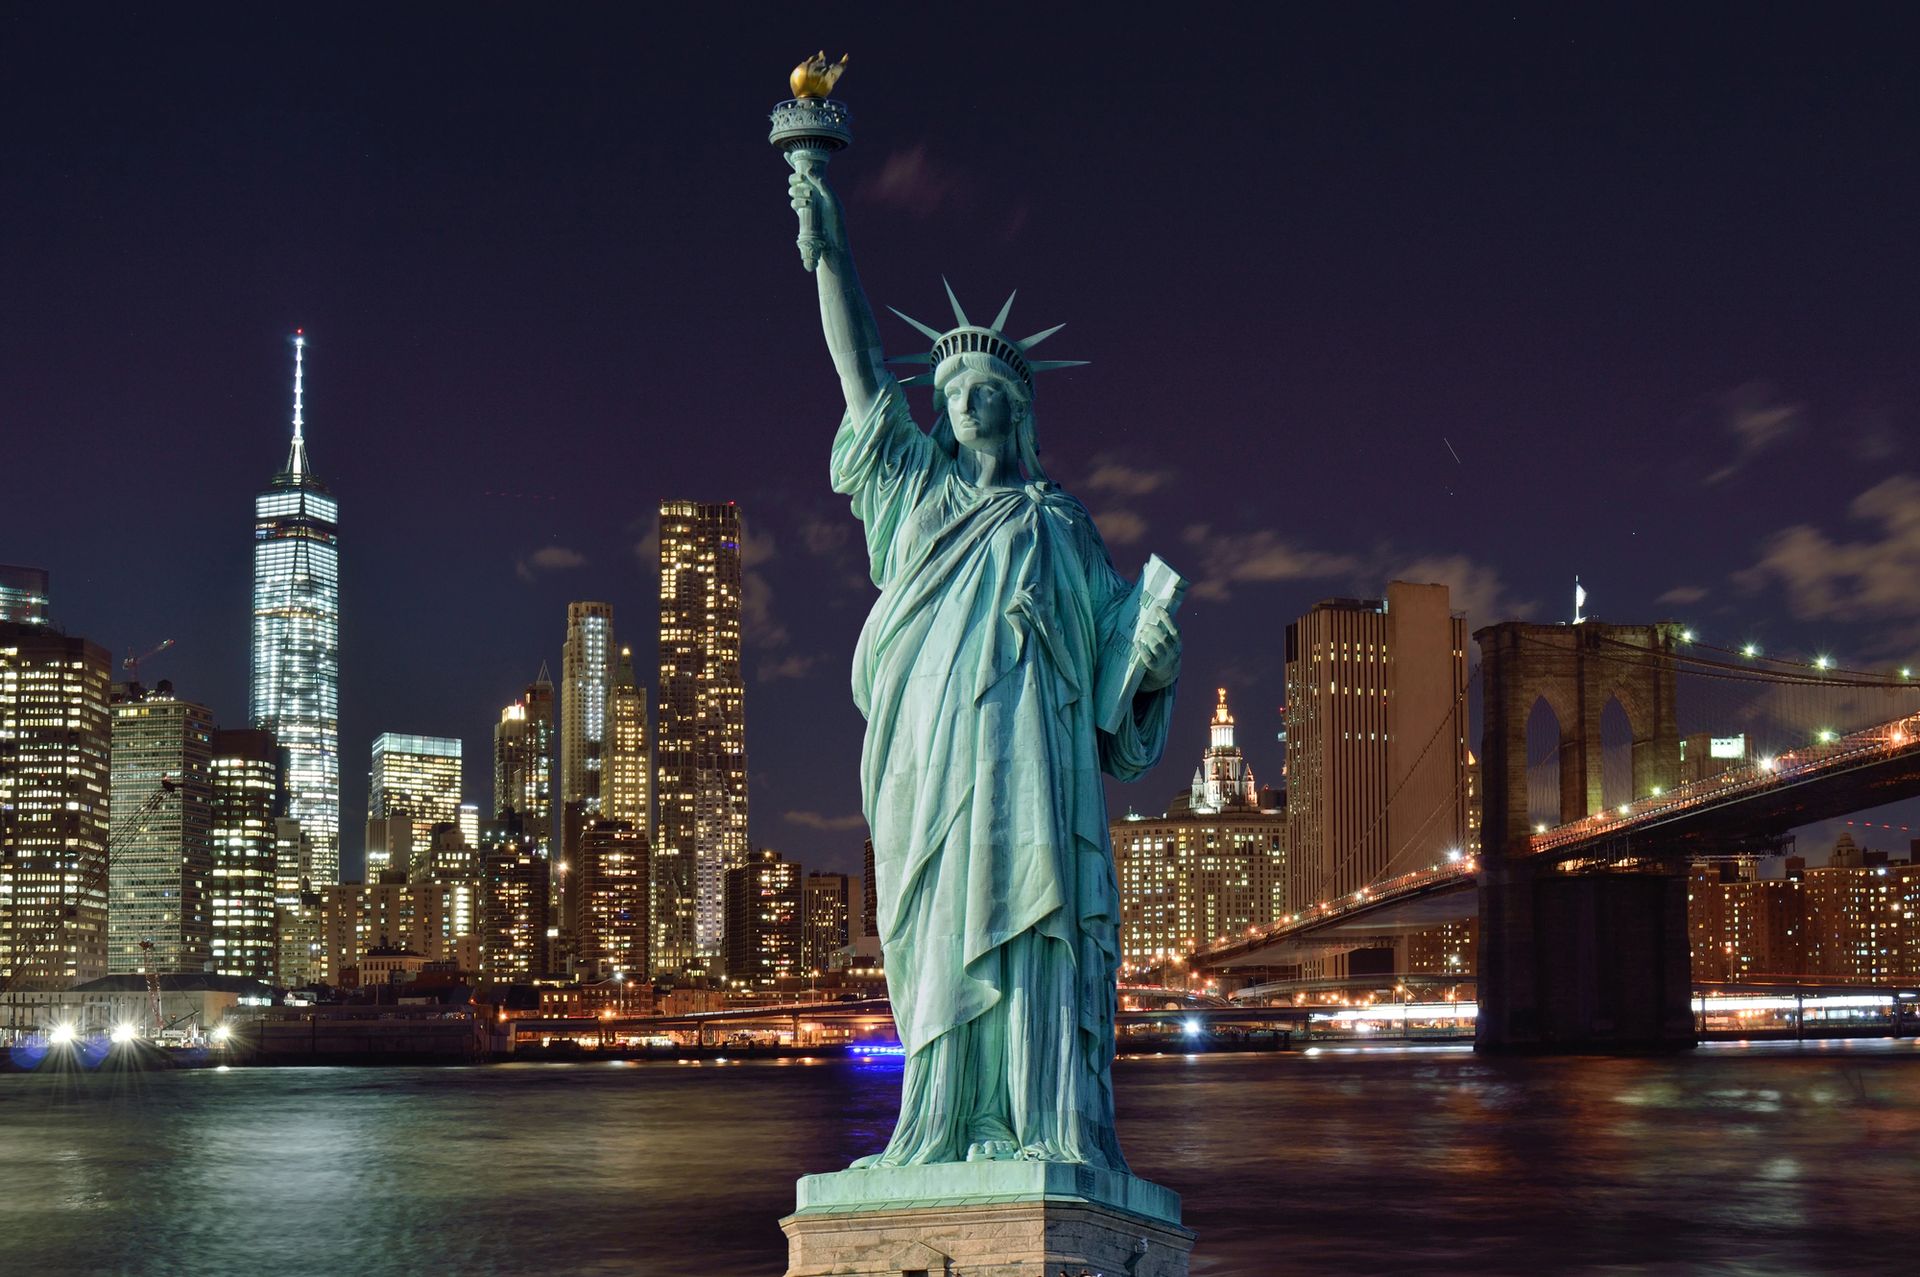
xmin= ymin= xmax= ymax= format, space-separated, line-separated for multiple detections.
xmin=0 ymin=778 xmax=178 ymax=1023
xmin=122 ymin=638 xmax=175 ymax=681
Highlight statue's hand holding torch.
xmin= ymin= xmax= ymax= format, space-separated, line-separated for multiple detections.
xmin=769 ymin=52 xmax=852 ymax=273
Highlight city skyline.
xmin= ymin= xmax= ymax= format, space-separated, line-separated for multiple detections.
xmin=5 ymin=10 xmax=1918 ymax=882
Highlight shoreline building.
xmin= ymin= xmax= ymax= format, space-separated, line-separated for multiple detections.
xmin=366 ymin=733 xmax=462 ymax=879
xmin=481 ymin=819 xmax=550 ymax=982
xmin=606 ymin=647 xmax=651 ymax=836
xmin=1283 ymin=582 xmax=1470 ymax=975
xmin=109 ymin=682 xmax=215 ymax=975
xmin=0 ymin=623 xmax=113 ymax=988
xmin=655 ymin=500 xmax=747 ymax=975
xmin=251 ymin=332 xmax=341 ymax=885
xmin=560 ymin=602 xmax=614 ymax=958
xmin=723 ymin=848 xmax=802 ymax=987
xmin=802 ymin=872 xmax=853 ymax=977
xmin=579 ymin=819 xmax=648 ymax=980
xmin=1112 ymin=689 xmax=1287 ymax=973
xmin=493 ymin=665 xmax=555 ymax=858
xmin=209 ymin=728 xmax=284 ymax=982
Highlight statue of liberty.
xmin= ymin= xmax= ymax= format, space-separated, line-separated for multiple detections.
xmin=787 ymin=160 xmax=1185 ymax=1171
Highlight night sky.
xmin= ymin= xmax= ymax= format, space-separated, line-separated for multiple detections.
xmin=5 ymin=6 xmax=1918 ymax=881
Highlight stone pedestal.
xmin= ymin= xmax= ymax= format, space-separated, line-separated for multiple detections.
xmin=781 ymin=1162 xmax=1194 ymax=1276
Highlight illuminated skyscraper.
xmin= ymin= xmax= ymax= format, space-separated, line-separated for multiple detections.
xmin=480 ymin=821 xmax=550 ymax=982
xmin=803 ymin=872 xmax=852 ymax=975
xmin=1111 ymin=690 xmax=1287 ymax=972
xmin=109 ymin=682 xmax=215 ymax=975
xmin=366 ymin=733 xmax=462 ymax=878
xmin=1283 ymin=582 xmax=1470 ymax=976
xmin=655 ymin=500 xmax=747 ymax=974
xmin=0 ymin=565 xmax=50 ymax=625
xmin=492 ymin=664 xmax=554 ymax=855
xmin=560 ymin=602 xmax=614 ymax=953
xmin=209 ymin=728 xmax=283 ymax=981
xmin=0 ymin=623 xmax=112 ymax=988
xmin=606 ymin=646 xmax=651 ymax=833
xmin=250 ymin=332 xmax=340 ymax=885
xmin=723 ymin=848 xmax=801 ymax=986
xmin=579 ymin=819 xmax=649 ymax=980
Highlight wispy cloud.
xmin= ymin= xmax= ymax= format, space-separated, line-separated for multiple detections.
xmin=758 ymin=652 xmax=821 ymax=683
xmin=858 ymin=144 xmax=961 ymax=217
xmin=742 ymin=570 xmax=789 ymax=649
xmin=1706 ymin=381 xmax=1802 ymax=485
xmin=1388 ymin=554 xmax=1536 ymax=628
xmin=1094 ymin=510 xmax=1148 ymax=547
xmin=514 ymin=544 xmax=586 ymax=583
xmin=1181 ymin=525 xmax=1360 ymax=602
xmin=1735 ymin=473 xmax=1920 ymax=653
xmin=784 ymin=809 xmax=868 ymax=832
xmin=1082 ymin=458 xmax=1174 ymax=500
xmin=1658 ymin=584 xmax=1709 ymax=606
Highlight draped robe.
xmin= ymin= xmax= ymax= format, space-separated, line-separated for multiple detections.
xmin=831 ymin=381 xmax=1176 ymax=1167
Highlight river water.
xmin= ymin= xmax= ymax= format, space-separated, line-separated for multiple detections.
xmin=3 ymin=1042 xmax=1918 ymax=1275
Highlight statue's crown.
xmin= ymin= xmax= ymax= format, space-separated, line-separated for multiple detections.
xmin=886 ymin=281 xmax=1086 ymax=392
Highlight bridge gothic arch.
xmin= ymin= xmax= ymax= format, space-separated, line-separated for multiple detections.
xmin=1476 ymin=620 xmax=1682 ymax=858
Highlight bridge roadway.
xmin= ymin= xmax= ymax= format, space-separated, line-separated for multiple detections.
xmin=504 ymin=990 xmax=1365 ymax=1042
xmin=1194 ymin=706 xmax=1920 ymax=970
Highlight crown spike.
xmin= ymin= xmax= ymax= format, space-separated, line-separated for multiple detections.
xmin=897 ymin=373 xmax=933 ymax=386
xmin=1027 ymin=360 xmax=1089 ymax=372
xmin=888 ymin=306 xmax=946 ymax=342
xmin=991 ymin=291 xmax=1017 ymax=332
xmin=942 ymin=277 xmax=970 ymax=328
xmin=1016 ymin=323 xmax=1066 ymax=352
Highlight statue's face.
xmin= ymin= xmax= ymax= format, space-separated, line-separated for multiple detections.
xmin=944 ymin=370 xmax=1020 ymax=453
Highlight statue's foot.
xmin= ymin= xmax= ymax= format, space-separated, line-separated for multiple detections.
xmin=965 ymin=1139 xmax=1018 ymax=1162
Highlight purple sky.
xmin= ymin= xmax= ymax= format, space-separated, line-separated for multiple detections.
xmin=4 ymin=6 xmax=1918 ymax=879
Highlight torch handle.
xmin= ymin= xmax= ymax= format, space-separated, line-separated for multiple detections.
xmin=785 ymin=146 xmax=832 ymax=273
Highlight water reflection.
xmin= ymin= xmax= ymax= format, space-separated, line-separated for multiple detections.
xmin=1 ymin=1043 xmax=1917 ymax=1274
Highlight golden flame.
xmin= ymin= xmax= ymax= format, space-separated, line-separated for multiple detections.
xmin=790 ymin=51 xmax=849 ymax=99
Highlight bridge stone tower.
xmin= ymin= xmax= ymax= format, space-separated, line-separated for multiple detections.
xmin=1474 ymin=621 xmax=1694 ymax=1052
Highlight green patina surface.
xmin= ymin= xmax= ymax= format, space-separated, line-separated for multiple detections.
xmin=793 ymin=1162 xmax=1183 ymax=1225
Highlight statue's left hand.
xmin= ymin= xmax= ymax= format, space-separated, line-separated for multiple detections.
xmin=1135 ymin=608 xmax=1181 ymax=693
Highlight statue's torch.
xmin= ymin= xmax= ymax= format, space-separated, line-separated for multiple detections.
xmin=769 ymin=52 xmax=852 ymax=272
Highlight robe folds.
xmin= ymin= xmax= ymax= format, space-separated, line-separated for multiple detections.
xmin=831 ymin=381 xmax=1176 ymax=1167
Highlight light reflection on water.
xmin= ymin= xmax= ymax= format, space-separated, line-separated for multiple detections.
xmin=2 ymin=1042 xmax=1918 ymax=1274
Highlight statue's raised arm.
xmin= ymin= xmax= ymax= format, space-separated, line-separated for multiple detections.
xmin=788 ymin=169 xmax=886 ymax=424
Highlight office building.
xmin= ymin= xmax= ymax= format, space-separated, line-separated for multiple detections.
xmin=366 ymin=733 xmax=462 ymax=878
xmin=0 ymin=565 xmax=50 ymax=625
xmin=209 ymin=728 xmax=283 ymax=982
xmin=803 ymin=872 xmax=853 ymax=976
xmin=251 ymin=333 xmax=341 ymax=884
xmin=1283 ymin=582 xmax=1469 ymax=972
xmin=109 ymin=682 xmax=215 ymax=975
xmin=314 ymin=879 xmax=481 ymax=984
xmin=579 ymin=820 xmax=648 ymax=979
xmin=560 ymin=601 xmax=614 ymax=950
xmin=274 ymin=817 xmax=312 ymax=906
xmin=723 ymin=848 xmax=802 ymax=986
xmin=656 ymin=500 xmax=747 ymax=974
xmin=1112 ymin=690 xmax=1287 ymax=971
xmin=606 ymin=647 xmax=651 ymax=833
xmin=481 ymin=823 xmax=550 ymax=982
xmin=0 ymin=623 xmax=113 ymax=987
xmin=493 ymin=665 xmax=555 ymax=856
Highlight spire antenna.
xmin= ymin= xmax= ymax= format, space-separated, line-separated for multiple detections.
xmin=287 ymin=330 xmax=309 ymax=477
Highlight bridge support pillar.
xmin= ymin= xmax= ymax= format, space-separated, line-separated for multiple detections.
xmin=1477 ymin=862 xmax=1695 ymax=1053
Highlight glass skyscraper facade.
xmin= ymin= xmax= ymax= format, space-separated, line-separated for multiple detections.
xmin=367 ymin=733 xmax=463 ymax=879
xmin=109 ymin=684 xmax=215 ymax=975
xmin=250 ymin=333 xmax=340 ymax=885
